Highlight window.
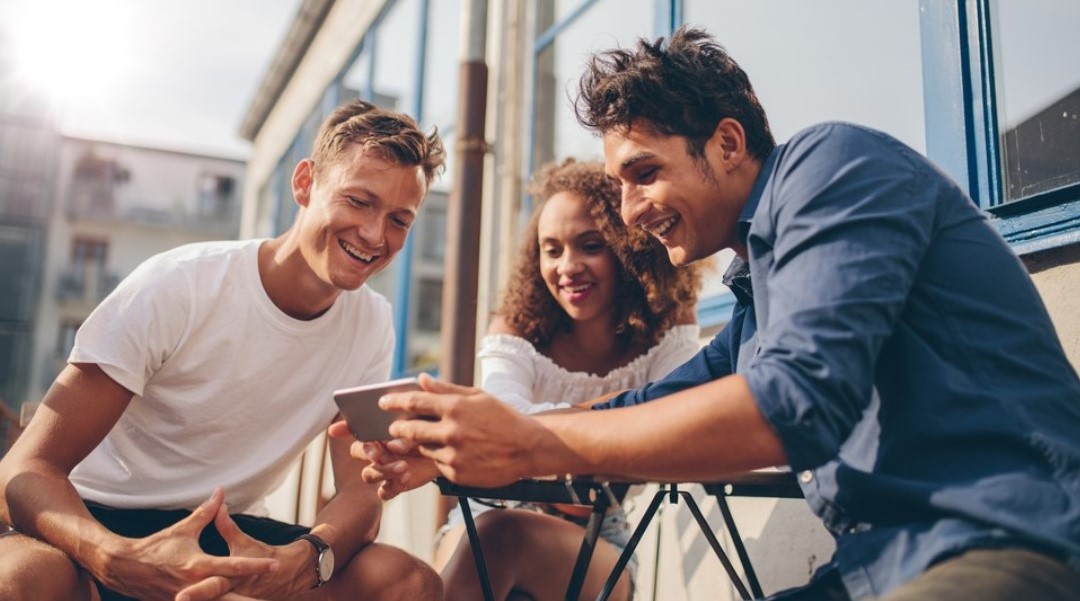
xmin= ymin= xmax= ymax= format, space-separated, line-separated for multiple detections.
xmin=531 ymin=0 xmax=656 ymax=171
xmin=56 ymin=319 xmax=82 ymax=359
xmin=372 ymin=0 xmax=421 ymax=114
xmin=991 ymin=0 xmax=1080 ymax=201
xmin=419 ymin=199 xmax=447 ymax=263
xmin=415 ymin=278 xmax=443 ymax=332
xmin=682 ymin=1 xmax=927 ymax=305
xmin=71 ymin=237 xmax=107 ymax=266
xmin=197 ymin=173 xmax=236 ymax=219
xmin=921 ymin=0 xmax=1080 ymax=254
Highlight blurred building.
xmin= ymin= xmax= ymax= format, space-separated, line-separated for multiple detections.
xmin=239 ymin=1 xmax=1080 ymax=598
xmin=26 ymin=137 xmax=244 ymax=401
xmin=0 ymin=32 xmax=57 ymax=432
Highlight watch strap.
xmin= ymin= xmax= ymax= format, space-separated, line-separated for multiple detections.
xmin=297 ymin=533 xmax=331 ymax=587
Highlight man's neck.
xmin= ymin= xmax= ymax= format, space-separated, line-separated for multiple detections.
xmin=258 ymin=235 xmax=340 ymax=320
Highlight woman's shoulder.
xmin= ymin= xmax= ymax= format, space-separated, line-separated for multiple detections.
xmin=486 ymin=314 xmax=521 ymax=337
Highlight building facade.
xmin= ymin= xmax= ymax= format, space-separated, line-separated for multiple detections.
xmin=239 ymin=1 xmax=1080 ymax=597
xmin=27 ymin=137 xmax=245 ymax=402
xmin=0 ymin=36 xmax=57 ymax=422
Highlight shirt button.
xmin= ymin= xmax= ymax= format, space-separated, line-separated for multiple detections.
xmin=799 ymin=470 xmax=814 ymax=484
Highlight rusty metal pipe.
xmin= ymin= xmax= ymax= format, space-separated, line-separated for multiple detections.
xmin=440 ymin=0 xmax=489 ymax=385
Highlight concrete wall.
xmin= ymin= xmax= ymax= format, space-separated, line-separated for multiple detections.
xmin=1025 ymin=244 xmax=1080 ymax=372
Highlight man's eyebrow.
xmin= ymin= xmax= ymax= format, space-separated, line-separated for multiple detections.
xmin=619 ymin=151 xmax=655 ymax=172
xmin=343 ymin=185 xmax=382 ymax=203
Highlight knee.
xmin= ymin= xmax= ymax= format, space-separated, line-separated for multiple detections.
xmin=473 ymin=510 xmax=540 ymax=551
xmin=0 ymin=533 xmax=92 ymax=601
xmin=336 ymin=543 xmax=442 ymax=601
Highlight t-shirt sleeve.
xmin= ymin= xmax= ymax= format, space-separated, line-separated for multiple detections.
xmin=69 ymin=254 xmax=194 ymax=397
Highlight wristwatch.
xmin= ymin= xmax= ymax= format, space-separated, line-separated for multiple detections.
xmin=297 ymin=533 xmax=335 ymax=588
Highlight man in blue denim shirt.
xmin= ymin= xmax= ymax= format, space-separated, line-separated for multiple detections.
xmin=368 ymin=27 xmax=1080 ymax=599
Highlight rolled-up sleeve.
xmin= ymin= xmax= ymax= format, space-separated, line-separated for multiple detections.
xmin=743 ymin=125 xmax=936 ymax=471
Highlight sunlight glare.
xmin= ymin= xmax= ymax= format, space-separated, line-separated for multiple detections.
xmin=8 ymin=2 xmax=136 ymax=109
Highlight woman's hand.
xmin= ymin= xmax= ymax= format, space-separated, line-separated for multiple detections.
xmin=327 ymin=422 xmax=440 ymax=500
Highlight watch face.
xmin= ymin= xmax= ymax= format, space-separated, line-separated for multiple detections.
xmin=317 ymin=547 xmax=335 ymax=582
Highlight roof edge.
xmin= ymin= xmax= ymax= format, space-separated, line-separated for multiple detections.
xmin=238 ymin=0 xmax=336 ymax=142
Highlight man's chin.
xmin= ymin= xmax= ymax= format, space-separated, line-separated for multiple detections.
xmin=666 ymin=247 xmax=690 ymax=267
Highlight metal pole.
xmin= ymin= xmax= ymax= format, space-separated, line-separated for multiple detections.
xmin=440 ymin=0 xmax=489 ymax=385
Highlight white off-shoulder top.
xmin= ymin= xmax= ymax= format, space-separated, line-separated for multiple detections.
xmin=477 ymin=324 xmax=700 ymax=415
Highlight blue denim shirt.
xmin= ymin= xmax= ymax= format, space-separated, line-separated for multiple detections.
xmin=597 ymin=123 xmax=1080 ymax=598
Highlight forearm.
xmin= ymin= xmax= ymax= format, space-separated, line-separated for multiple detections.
xmin=532 ymin=374 xmax=787 ymax=481
xmin=0 ymin=458 xmax=119 ymax=577
xmin=310 ymin=481 xmax=381 ymax=554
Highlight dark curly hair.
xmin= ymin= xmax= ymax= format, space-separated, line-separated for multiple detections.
xmin=497 ymin=159 xmax=701 ymax=350
xmin=575 ymin=26 xmax=776 ymax=161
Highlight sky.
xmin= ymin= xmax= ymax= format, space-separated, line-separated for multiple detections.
xmin=0 ymin=0 xmax=302 ymax=158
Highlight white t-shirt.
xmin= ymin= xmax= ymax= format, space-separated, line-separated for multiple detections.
xmin=69 ymin=239 xmax=394 ymax=515
xmin=477 ymin=324 xmax=700 ymax=414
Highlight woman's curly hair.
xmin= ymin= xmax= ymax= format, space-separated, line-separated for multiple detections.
xmin=497 ymin=159 xmax=702 ymax=350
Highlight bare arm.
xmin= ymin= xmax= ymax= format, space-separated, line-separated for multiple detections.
xmin=0 ymin=364 xmax=278 ymax=601
xmin=0 ymin=363 xmax=134 ymax=569
xmin=384 ymin=373 xmax=787 ymax=486
xmin=532 ymin=374 xmax=786 ymax=481
xmin=310 ymin=425 xmax=384 ymax=560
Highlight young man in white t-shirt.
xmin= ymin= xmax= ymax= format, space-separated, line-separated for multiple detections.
xmin=0 ymin=100 xmax=445 ymax=601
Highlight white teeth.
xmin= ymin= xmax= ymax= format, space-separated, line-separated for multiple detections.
xmin=568 ymin=284 xmax=591 ymax=292
xmin=644 ymin=216 xmax=677 ymax=237
xmin=341 ymin=240 xmax=375 ymax=262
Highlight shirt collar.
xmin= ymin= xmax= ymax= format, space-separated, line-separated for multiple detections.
xmin=737 ymin=145 xmax=782 ymax=245
xmin=721 ymin=255 xmax=754 ymax=305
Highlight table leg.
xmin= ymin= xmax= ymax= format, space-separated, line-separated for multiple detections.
xmin=679 ymin=491 xmax=752 ymax=600
xmin=459 ymin=497 xmax=496 ymax=601
xmin=716 ymin=495 xmax=764 ymax=598
xmin=565 ymin=488 xmax=611 ymax=601
xmin=595 ymin=487 xmax=667 ymax=601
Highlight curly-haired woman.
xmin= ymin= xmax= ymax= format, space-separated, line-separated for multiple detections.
xmin=360 ymin=159 xmax=702 ymax=599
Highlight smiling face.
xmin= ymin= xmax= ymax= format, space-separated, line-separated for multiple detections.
xmin=536 ymin=191 xmax=620 ymax=326
xmin=603 ymin=119 xmax=758 ymax=265
xmin=293 ymin=144 xmax=427 ymax=293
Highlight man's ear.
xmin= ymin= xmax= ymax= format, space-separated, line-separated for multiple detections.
xmin=709 ymin=118 xmax=748 ymax=168
xmin=292 ymin=159 xmax=315 ymax=207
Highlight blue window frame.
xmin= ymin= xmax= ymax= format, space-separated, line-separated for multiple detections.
xmin=528 ymin=1 xmax=1080 ymax=332
xmin=266 ymin=0 xmax=455 ymax=378
xmin=920 ymin=0 xmax=1080 ymax=255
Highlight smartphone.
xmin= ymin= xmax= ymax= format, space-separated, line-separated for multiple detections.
xmin=332 ymin=377 xmax=421 ymax=441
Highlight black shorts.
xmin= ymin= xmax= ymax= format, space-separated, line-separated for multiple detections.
xmin=85 ymin=500 xmax=308 ymax=601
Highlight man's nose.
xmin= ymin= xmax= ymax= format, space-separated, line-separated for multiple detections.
xmin=621 ymin=185 xmax=645 ymax=227
xmin=357 ymin=218 xmax=386 ymax=245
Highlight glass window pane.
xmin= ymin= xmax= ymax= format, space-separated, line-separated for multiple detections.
xmin=683 ymin=1 xmax=925 ymax=153
xmin=421 ymin=0 xmax=460 ymax=192
xmin=992 ymin=0 xmax=1080 ymax=201
xmin=372 ymin=0 xmax=421 ymax=113
xmin=532 ymin=0 xmax=655 ymax=170
xmin=340 ymin=42 xmax=372 ymax=103
xmin=682 ymin=1 xmax=926 ymax=307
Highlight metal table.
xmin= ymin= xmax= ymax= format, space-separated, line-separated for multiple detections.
xmin=436 ymin=471 xmax=803 ymax=601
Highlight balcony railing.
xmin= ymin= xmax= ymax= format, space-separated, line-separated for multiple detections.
xmin=55 ymin=265 xmax=120 ymax=305
xmin=66 ymin=191 xmax=240 ymax=235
